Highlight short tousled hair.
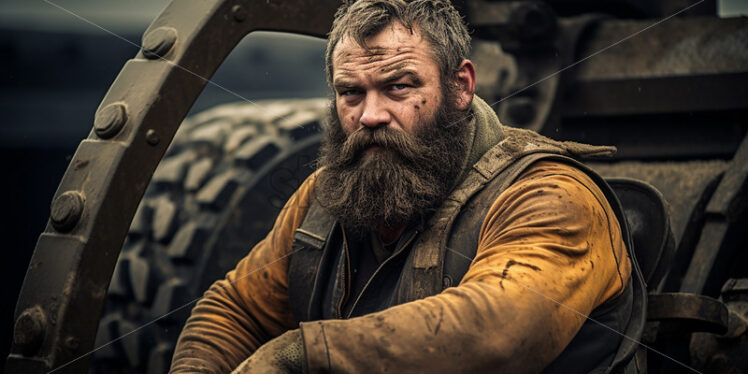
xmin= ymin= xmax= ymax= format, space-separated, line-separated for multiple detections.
xmin=325 ymin=0 xmax=471 ymax=86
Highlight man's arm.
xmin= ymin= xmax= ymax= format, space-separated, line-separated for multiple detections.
xmin=169 ymin=175 xmax=317 ymax=373
xmin=299 ymin=161 xmax=632 ymax=373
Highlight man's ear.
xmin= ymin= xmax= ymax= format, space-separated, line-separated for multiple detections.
xmin=454 ymin=59 xmax=476 ymax=111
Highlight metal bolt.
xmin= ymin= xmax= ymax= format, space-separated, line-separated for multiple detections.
xmin=13 ymin=306 xmax=46 ymax=356
xmin=94 ymin=102 xmax=128 ymax=139
xmin=232 ymin=5 xmax=248 ymax=22
xmin=50 ymin=191 xmax=85 ymax=232
xmin=146 ymin=129 xmax=160 ymax=146
xmin=142 ymin=27 xmax=178 ymax=60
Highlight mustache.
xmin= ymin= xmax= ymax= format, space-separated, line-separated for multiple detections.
xmin=338 ymin=126 xmax=426 ymax=166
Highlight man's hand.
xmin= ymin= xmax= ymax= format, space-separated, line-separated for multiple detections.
xmin=231 ymin=329 xmax=306 ymax=374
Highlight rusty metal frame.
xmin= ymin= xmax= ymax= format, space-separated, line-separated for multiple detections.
xmin=7 ymin=1 xmax=339 ymax=372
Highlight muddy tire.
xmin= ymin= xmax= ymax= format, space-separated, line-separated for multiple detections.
xmin=91 ymin=98 xmax=328 ymax=374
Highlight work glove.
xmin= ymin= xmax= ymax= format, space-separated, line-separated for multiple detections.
xmin=231 ymin=329 xmax=306 ymax=374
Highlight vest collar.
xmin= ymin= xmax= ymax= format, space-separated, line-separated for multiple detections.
xmin=453 ymin=95 xmax=506 ymax=188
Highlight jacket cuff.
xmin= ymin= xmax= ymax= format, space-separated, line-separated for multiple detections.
xmin=299 ymin=321 xmax=332 ymax=373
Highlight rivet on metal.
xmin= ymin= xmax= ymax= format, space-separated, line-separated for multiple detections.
xmin=142 ymin=27 xmax=178 ymax=59
xmin=94 ymin=102 xmax=128 ymax=139
xmin=232 ymin=5 xmax=248 ymax=22
xmin=146 ymin=129 xmax=161 ymax=146
xmin=50 ymin=191 xmax=85 ymax=232
xmin=13 ymin=306 xmax=46 ymax=356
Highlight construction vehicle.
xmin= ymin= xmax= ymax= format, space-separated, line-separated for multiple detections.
xmin=6 ymin=0 xmax=747 ymax=373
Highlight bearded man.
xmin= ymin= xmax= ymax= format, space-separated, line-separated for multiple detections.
xmin=169 ymin=1 xmax=643 ymax=373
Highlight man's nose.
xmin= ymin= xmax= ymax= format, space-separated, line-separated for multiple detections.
xmin=359 ymin=95 xmax=391 ymax=128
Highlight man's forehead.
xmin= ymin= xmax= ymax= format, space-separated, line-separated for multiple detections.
xmin=332 ymin=22 xmax=426 ymax=62
xmin=333 ymin=44 xmax=391 ymax=61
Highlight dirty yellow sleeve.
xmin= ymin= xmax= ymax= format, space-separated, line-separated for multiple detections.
xmin=170 ymin=161 xmax=631 ymax=373
xmin=168 ymin=174 xmax=316 ymax=373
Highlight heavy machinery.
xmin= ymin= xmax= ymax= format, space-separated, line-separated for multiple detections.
xmin=6 ymin=0 xmax=748 ymax=373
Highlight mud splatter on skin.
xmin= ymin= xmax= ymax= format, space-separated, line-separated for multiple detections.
xmin=499 ymin=259 xmax=541 ymax=290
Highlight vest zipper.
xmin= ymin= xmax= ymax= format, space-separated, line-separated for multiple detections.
xmin=345 ymin=229 xmax=419 ymax=318
xmin=337 ymin=229 xmax=353 ymax=318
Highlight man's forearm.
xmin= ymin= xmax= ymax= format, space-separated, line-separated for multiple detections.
xmin=170 ymin=178 xmax=314 ymax=373
xmin=299 ymin=276 xmax=588 ymax=373
xmin=169 ymin=275 xmax=272 ymax=373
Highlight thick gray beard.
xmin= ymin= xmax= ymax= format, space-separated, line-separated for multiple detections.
xmin=314 ymin=96 xmax=471 ymax=237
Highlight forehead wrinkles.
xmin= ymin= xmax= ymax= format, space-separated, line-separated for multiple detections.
xmin=335 ymin=46 xmax=420 ymax=73
xmin=332 ymin=25 xmax=430 ymax=73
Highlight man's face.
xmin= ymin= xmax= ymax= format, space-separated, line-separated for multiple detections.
xmin=331 ymin=22 xmax=443 ymax=139
xmin=315 ymin=23 xmax=471 ymax=235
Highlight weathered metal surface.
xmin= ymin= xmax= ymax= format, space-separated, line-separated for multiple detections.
xmin=565 ymin=72 xmax=748 ymax=117
xmin=564 ymin=17 xmax=748 ymax=116
xmin=469 ymin=0 xmax=558 ymax=46
xmin=471 ymin=8 xmax=748 ymax=159
xmin=648 ymin=293 xmax=728 ymax=335
xmin=647 ymin=291 xmax=731 ymax=373
xmin=681 ymin=134 xmax=748 ymax=296
xmin=6 ymin=0 xmax=340 ymax=372
xmin=553 ymin=16 xmax=748 ymax=160
xmin=722 ymin=278 xmax=748 ymax=303
xmin=470 ymin=0 xmax=609 ymax=134
xmin=690 ymin=278 xmax=748 ymax=372
xmin=471 ymin=12 xmax=748 ymax=160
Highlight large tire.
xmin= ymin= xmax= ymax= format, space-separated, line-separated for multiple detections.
xmin=91 ymin=98 xmax=328 ymax=374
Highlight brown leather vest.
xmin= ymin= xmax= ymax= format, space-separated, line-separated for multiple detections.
xmin=288 ymin=127 xmax=646 ymax=373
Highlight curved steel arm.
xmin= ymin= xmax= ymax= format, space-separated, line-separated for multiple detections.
xmin=6 ymin=1 xmax=339 ymax=372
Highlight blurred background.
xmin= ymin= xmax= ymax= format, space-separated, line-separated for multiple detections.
xmin=1 ymin=0 xmax=747 ymax=371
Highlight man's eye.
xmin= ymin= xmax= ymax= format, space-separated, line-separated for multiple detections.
xmin=340 ymin=89 xmax=361 ymax=97
xmin=390 ymin=84 xmax=409 ymax=91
